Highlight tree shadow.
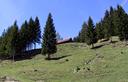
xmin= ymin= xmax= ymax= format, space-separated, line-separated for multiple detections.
xmin=8 ymin=49 xmax=41 ymax=61
xmin=45 ymin=55 xmax=71 ymax=60
xmin=110 ymin=41 xmax=118 ymax=44
xmin=92 ymin=44 xmax=104 ymax=49
xmin=7 ymin=49 xmax=71 ymax=61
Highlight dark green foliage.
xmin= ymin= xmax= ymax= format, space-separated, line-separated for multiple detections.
xmin=11 ymin=21 xmax=20 ymax=60
xmin=20 ymin=21 xmax=29 ymax=51
xmin=102 ymin=10 xmax=112 ymax=39
xmin=0 ymin=17 xmax=41 ymax=59
xmin=73 ymin=36 xmax=80 ymax=42
xmin=28 ymin=18 xmax=36 ymax=48
xmin=27 ymin=17 xmax=41 ymax=49
xmin=109 ymin=7 xmax=115 ymax=37
xmin=115 ymin=5 xmax=128 ymax=41
xmin=0 ymin=4 xmax=128 ymax=60
xmin=95 ymin=20 xmax=104 ymax=40
xmin=34 ymin=17 xmax=41 ymax=44
xmin=121 ymin=13 xmax=128 ymax=41
xmin=42 ymin=13 xmax=57 ymax=59
xmin=73 ymin=22 xmax=88 ymax=43
xmin=0 ymin=32 xmax=8 ymax=58
xmin=0 ymin=21 xmax=19 ymax=59
xmin=85 ymin=17 xmax=97 ymax=48
xmin=73 ymin=32 xmax=81 ymax=42
xmin=79 ymin=22 xmax=88 ymax=43
xmin=95 ymin=5 xmax=128 ymax=42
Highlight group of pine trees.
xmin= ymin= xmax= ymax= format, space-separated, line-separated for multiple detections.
xmin=74 ymin=5 xmax=128 ymax=48
xmin=0 ymin=13 xmax=57 ymax=60
xmin=0 ymin=17 xmax=41 ymax=59
xmin=74 ymin=17 xmax=97 ymax=48
xmin=0 ymin=5 xmax=127 ymax=60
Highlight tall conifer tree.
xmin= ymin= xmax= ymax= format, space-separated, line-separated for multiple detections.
xmin=85 ymin=17 xmax=97 ymax=48
xmin=79 ymin=22 xmax=88 ymax=42
xmin=42 ymin=13 xmax=57 ymax=59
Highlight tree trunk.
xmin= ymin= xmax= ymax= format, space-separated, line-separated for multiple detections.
xmin=92 ymin=44 xmax=94 ymax=49
xmin=34 ymin=43 xmax=36 ymax=49
xmin=13 ymin=54 xmax=14 ymax=62
xmin=110 ymin=37 xmax=112 ymax=43
xmin=125 ymin=39 xmax=127 ymax=46
xmin=47 ymin=54 xmax=51 ymax=60
xmin=12 ymin=51 xmax=15 ymax=62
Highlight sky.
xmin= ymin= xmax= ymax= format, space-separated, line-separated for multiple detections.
xmin=0 ymin=0 xmax=128 ymax=38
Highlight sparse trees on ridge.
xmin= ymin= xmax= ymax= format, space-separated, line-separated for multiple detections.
xmin=75 ymin=5 xmax=128 ymax=47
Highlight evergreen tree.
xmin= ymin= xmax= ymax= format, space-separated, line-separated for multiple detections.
xmin=34 ymin=17 xmax=41 ymax=48
xmin=0 ymin=21 xmax=20 ymax=60
xmin=122 ymin=13 xmax=128 ymax=41
xmin=115 ymin=5 xmax=127 ymax=40
xmin=28 ymin=17 xmax=36 ymax=49
xmin=85 ymin=17 xmax=97 ymax=48
xmin=20 ymin=20 xmax=29 ymax=51
xmin=27 ymin=17 xmax=41 ymax=49
xmin=73 ymin=37 xmax=78 ymax=42
xmin=109 ymin=6 xmax=115 ymax=37
xmin=79 ymin=22 xmax=88 ymax=42
xmin=74 ymin=32 xmax=81 ymax=42
xmin=11 ymin=21 xmax=19 ymax=61
xmin=95 ymin=20 xmax=104 ymax=40
xmin=0 ymin=30 xmax=8 ymax=58
xmin=42 ymin=13 xmax=57 ymax=59
xmin=102 ymin=10 xmax=111 ymax=40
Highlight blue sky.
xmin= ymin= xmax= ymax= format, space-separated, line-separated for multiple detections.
xmin=0 ymin=0 xmax=128 ymax=38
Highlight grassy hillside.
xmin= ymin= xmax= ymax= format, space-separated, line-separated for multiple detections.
xmin=0 ymin=38 xmax=128 ymax=82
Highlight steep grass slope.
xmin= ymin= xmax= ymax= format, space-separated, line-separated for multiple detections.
xmin=0 ymin=40 xmax=128 ymax=82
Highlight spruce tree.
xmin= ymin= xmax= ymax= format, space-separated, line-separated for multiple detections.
xmin=34 ymin=17 xmax=41 ymax=48
xmin=120 ymin=12 xmax=128 ymax=42
xmin=109 ymin=6 xmax=115 ymax=37
xmin=11 ymin=21 xmax=19 ymax=61
xmin=79 ymin=22 xmax=88 ymax=42
xmin=0 ymin=30 xmax=8 ymax=58
xmin=95 ymin=20 xmax=104 ymax=40
xmin=20 ymin=20 xmax=29 ymax=51
xmin=102 ymin=10 xmax=111 ymax=40
xmin=116 ymin=5 xmax=127 ymax=41
xmin=42 ymin=13 xmax=57 ymax=60
xmin=85 ymin=17 xmax=97 ymax=48
xmin=28 ymin=17 xmax=36 ymax=50
xmin=0 ymin=21 xmax=20 ymax=60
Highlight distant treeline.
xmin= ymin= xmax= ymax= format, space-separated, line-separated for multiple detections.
xmin=74 ymin=5 xmax=128 ymax=47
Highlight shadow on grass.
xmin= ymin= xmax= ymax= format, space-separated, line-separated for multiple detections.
xmin=8 ymin=49 xmax=41 ymax=61
xmin=45 ymin=55 xmax=71 ymax=60
xmin=92 ymin=44 xmax=104 ymax=49
xmin=110 ymin=41 xmax=118 ymax=44
xmin=7 ymin=49 xmax=71 ymax=61
xmin=91 ymin=40 xmax=118 ymax=49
